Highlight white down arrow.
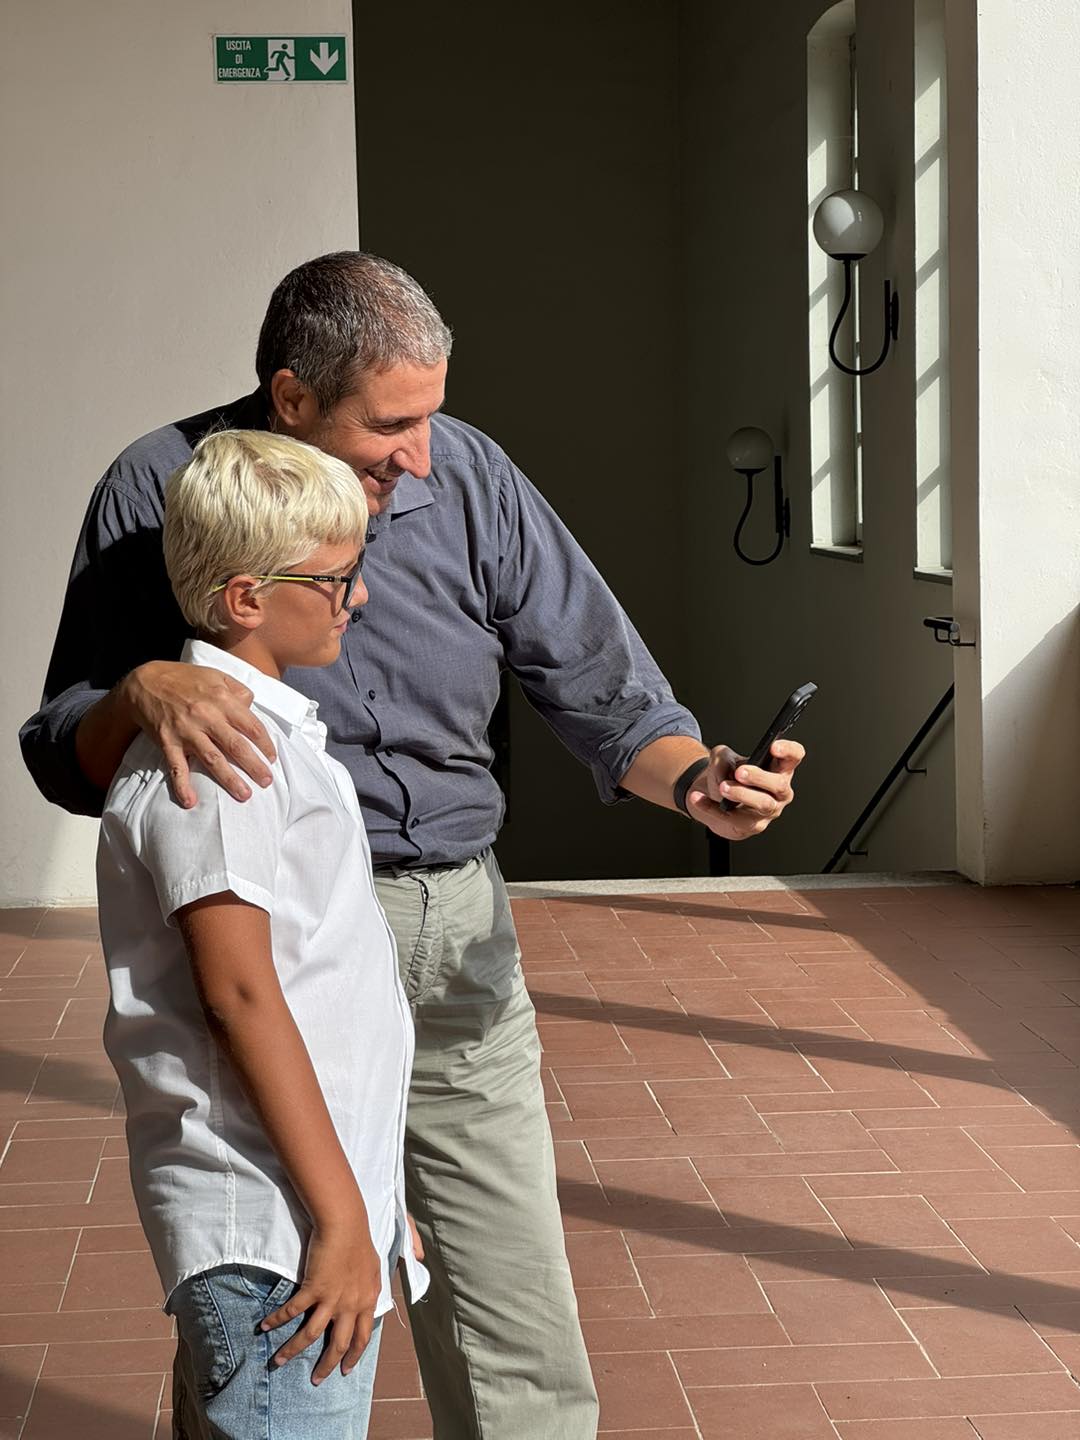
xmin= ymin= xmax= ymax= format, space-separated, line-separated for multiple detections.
xmin=310 ymin=42 xmax=339 ymax=74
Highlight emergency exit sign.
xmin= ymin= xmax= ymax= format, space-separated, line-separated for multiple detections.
xmin=214 ymin=36 xmax=348 ymax=83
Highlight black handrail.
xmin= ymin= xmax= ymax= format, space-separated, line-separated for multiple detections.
xmin=823 ymin=685 xmax=955 ymax=874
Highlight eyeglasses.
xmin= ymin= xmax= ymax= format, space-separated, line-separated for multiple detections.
xmin=210 ymin=552 xmax=365 ymax=613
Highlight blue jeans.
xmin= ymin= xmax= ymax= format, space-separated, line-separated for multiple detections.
xmin=168 ymin=1265 xmax=383 ymax=1439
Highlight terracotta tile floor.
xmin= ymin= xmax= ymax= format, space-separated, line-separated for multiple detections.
xmin=2 ymin=881 xmax=1080 ymax=1436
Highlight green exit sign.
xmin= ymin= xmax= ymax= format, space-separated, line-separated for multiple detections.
xmin=214 ymin=36 xmax=348 ymax=83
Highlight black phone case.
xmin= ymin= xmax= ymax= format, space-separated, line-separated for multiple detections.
xmin=719 ymin=682 xmax=817 ymax=812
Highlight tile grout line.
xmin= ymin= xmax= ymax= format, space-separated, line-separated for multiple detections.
xmin=84 ymin=1135 xmax=110 ymax=1208
xmin=955 ymin=1123 xmax=1056 ymax=1205
xmin=0 ymin=1115 xmax=19 ymax=1172
xmin=808 ymin=1380 xmax=845 ymax=1436
xmin=578 ymin=1138 xmax=602 ymax=1188
xmin=154 ymin=1370 xmax=169 ymax=1438
xmin=16 ymin=1337 xmax=48 ymax=1440
xmin=1020 ymin=1300 xmax=1080 ymax=1376
xmin=20 ymin=1053 xmax=50 ymax=1114
xmin=662 ymin=1342 xmax=705 ymax=1439
xmin=880 ymin=1280 xmax=944 ymax=1378
xmin=58 ymin=1213 xmax=86 ymax=1313
xmin=615 ymin=1228 xmax=654 ymax=1319
xmin=51 ymin=995 xmax=75 ymax=1043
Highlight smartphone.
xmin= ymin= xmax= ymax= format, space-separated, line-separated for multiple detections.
xmin=719 ymin=682 xmax=818 ymax=812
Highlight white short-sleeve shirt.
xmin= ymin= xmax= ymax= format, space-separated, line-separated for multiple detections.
xmin=97 ymin=639 xmax=428 ymax=1310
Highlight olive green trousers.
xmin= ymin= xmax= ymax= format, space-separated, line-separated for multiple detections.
xmin=374 ymin=851 xmax=598 ymax=1440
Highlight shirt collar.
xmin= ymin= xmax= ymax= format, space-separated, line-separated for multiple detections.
xmin=183 ymin=639 xmax=315 ymax=732
xmin=232 ymin=389 xmax=272 ymax=429
xmin=387 ymin=470 xmax=435 ymax=516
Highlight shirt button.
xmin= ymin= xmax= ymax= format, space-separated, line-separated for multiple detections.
xmin=350 ymin=611 xmax=362 ymax=624
xmin=368 ymin=689 xmax=376 ymax=701
xmin=409 ymin=818 xmax=420 ymax=830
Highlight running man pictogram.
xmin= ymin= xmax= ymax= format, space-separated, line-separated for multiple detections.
xmin=265 ymin=43 xmax=293 ymax=79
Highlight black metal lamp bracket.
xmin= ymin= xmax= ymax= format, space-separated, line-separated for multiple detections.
xmin=732 ymin=455 xmax=789 ymax=567
xmin=923 ymin=616 xmax=976 ymax=649
xmin=828 ymin=257 xmax=900 ymax=378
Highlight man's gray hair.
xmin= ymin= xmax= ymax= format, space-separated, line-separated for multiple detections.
xmin=256 ymin=252 xmax=453 ymax=414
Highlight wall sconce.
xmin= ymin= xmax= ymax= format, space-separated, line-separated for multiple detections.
xmin=726 ymin=427 xmax=789 ymax=567
xmin=812 ymin=187 xmax=900 ymax=377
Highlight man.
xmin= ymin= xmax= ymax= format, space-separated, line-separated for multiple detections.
xmin=22 ymin=252 xmax=803 ymax=1440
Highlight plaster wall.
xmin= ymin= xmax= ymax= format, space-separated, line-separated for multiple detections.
xmin=951 ymin=0 xmax=1080 ymax=882
xmin=7 ymin=0 xmax=1072 ymax=901
xmin=679 ymin=0 xmax=957 ymax=879
xmin=355 ymin=0 xmax=961 ymax=883
xmin=1 ymin=1 xmax=358 ymax=905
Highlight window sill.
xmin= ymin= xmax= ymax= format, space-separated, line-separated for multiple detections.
xmin=914 ymin=565 xmax=954 ymax=586
xmin=810 ymin=543 xmax=863 ymax=563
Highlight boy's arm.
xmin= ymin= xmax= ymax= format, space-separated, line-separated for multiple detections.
xmin=176 ymin=892 xmax=382 ymax=1382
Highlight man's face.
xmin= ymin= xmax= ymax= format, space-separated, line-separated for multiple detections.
xmin=294 ymin=360 xmax=447 ymax=516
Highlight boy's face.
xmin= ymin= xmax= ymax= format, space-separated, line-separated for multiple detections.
xmin=255 ymin=538 xmax=367 ymax=673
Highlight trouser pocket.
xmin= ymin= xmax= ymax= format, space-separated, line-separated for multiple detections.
xmin=169 ymin=1270 xmax=239 ymax=1403
xmin=169 ymin=1266 xmax=293 ymax=1403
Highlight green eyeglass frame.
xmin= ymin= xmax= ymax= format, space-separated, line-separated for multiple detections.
xmin=210 ymin=551 xmax=365 ymax=612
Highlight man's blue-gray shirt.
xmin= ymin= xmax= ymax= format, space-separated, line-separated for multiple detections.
xmin=20 ymin=394 xmax=699 ymax=867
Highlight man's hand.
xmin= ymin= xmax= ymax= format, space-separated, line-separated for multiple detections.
xmin=407 ymin=1212 xmax=425 ymax=1261
xmin=261 ymin=1215 xmax=383 ymax=1383
xmin=685 ymin=739 xmax=804 ymax=841
xmin=121 ymin=660 xmax=276 ymax=807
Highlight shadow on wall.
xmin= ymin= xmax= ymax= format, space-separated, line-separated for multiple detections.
xmin=982 ymin=606 xmax=1080 ymax=883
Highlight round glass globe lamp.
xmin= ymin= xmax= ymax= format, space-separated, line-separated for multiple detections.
xmin=812 ymin=188 xmax=884 ymax=260
xmin=726 ymin=427 xmax=774 ymax=476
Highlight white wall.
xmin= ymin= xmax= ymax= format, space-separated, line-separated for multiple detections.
xmin=951 ymin=0 xmax=1080 ymax=882
xmin=1 ymin=1 xmax=357 ymax=905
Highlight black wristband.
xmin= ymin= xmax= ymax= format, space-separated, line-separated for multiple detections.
xmin=672 ymin=757 xmax=710 ymax=816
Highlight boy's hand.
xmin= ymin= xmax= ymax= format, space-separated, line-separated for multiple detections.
xmin=261 ymin=1218 xmax=383 ymax=1383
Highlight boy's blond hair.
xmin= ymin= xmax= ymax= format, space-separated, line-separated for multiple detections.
xmin=164 ymin=430 xmax=368 ymax=636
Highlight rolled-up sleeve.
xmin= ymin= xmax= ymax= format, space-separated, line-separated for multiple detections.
xmin=19 ymin=479 xmax=179 ymax=817
xmin=493 ymin=463 xmax=700 ymax=802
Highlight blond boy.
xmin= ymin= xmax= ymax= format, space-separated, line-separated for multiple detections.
xmin=97 ymin=430 xmax=427 ymax=1439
